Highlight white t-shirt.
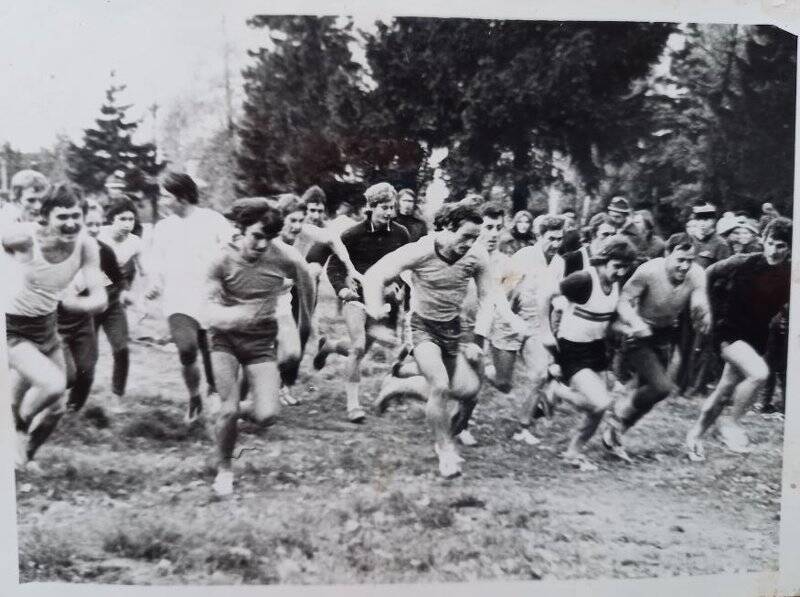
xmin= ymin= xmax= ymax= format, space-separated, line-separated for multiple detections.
xmin=148 ymin=207 xmax=234 ymax=325
xmin=97 ymin=227 xmax=142 ymax=268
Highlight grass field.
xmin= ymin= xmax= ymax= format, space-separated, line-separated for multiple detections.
xmin=15 ymin=287 xmax=783 ymax=585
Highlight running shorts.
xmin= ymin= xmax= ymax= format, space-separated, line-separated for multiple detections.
xmin=556 ymin=338 xmax=608 ymax=381
xmin=409 ymin=312 xmax=462 ymax=360
xmin=621 ymin=325 xmax=677 ymax=369
xmin=6 ymin=312 xmax=61 ymax=355
xmin=210 ymin=318 xmax=279 ymax=365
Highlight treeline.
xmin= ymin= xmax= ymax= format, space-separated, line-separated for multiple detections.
xmin=236 ymin=18 xmax=795 ymax=234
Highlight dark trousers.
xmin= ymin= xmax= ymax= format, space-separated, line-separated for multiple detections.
xmin=59 ymin=312 xmax=99 ymax=411
xmin=95 ymin=300 xmax=129 ymax=396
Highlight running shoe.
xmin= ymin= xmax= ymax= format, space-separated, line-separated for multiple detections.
xmin=105 ymin=393 xmax=126 ymax=415
xmin=685 ymin=437 xmax=706 ymax=462
xmin=279 ymin=386 xmax=299 ymax=406
xmin=435 ymin=442 xmax=463 ymax=478
xmin=312 ymin=337 xmax=328 ymax=370
xmin=601 ymin=426 xmax=632 ymax=463
xmin=457 ymin=429 xmax=478 ymax=446
xmin=512 ymin=427 xmax=541 ymax=446
xmin=212 ymin=470 xmax=234 ymax=498
xmin=347 ymin=406 xmax=367 ymax=424
xmin=561 ymin=452 xmax=599 ymax=472
xmin=717 ymin=419 xmax=751 ymax=453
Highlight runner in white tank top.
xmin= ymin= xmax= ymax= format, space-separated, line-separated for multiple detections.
xmin=547 ymin=235 xmax=638 ymax=472
xmin=3 ymin=183 xmax=107 ymax=471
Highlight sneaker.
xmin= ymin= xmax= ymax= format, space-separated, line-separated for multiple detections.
xmin=434 ymin=443 xmax=463 ymax=478
xmin=512 ymin=427 xmax=541 ymax=446
xmin=562 ymin=451 xmax=599 ymax=472
xmin=347 ymin=406 xmax=367 ymax=424
xmin=185 ymin=395 xmax=203 ymax=424
xmin=312 ymin=337 xmax=329 ymax=370
xmin=718 ymin=420 xmax=751 ymax=453
xmin=105 ymin=393 xmax=126 ymax=415
xmin=279 ymin=386 xmax=299 ymax=406
xmin=686 ymin=437 xmax=706 ymax=462
xmin=212 ymin=470 xmax=234 ymax=498
xmin=457 ymin=429 xmax=478 ymax=446
xmin=601 ymin=426 xmax=632 ymax=463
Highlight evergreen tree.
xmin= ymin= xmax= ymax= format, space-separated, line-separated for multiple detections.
xmin=67 ymin=78 xmax=164 ymax=198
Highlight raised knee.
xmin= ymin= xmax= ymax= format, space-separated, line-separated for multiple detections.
xmin=43 ymin=375 xmax=67 ymax=398
xmin=750 ymin=366 xmax=769 ymax=384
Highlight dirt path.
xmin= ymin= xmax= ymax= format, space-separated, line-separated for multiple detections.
xmin=15 ymin=294 xmax=783 ymax=584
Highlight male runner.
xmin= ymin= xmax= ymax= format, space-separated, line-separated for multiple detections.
xmin=301 ymin=185 xmax=327 ymax=227
xmin=363 ymin=203 xmax=498 ymax=478
xmin=7 ymin=170 xmax=50 ymax=226
xmin=486 ymin=214 xmax=565 ymax=446
xmin=603 ymin=233 xmax=710 ymax=459
xmin=685 ymin=217 xmax=792 ymax=459
xmin=96 ymin=196 xmax=145 ymax=400
xmin=58 ymin=201 xmax=125 ymax=412
xmin=203 ymin=200 xmax=315 ymax=497
xmin=548 ymin=235 xmax=637 ymax=471
xmin=3 ymin=182 xmax=107 ymax=470
xmin=312 ymin=183 xmax=411 ymax=422
xmin=145 ymin=172 xmax=232 ymax=421
xmin=376 ymin=202 xmax=528 ymax=446
xmin=606 ymin=197 xmax=632 ymax=231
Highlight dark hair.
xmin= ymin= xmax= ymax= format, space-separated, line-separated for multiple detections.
xmin=40 ymin=182 xmax=83 ymax=219
xmin=480 ymin=202 xmax=505 ymax=220
xmin=586 ymin=213 xmax=611 ymax=238
xmin=276 ymin=194 xmax=306 ymax=219
xmin=301 ymin=185 xmax=326 ymax=207
xmin=592 ymin=235 xmax=637 ymax=265
xmin=398 ymin=188 xmax=416 ymax=200
xmin=162 ymin=171 xmax=198 ymax=205
xmin=105 ymin=196 xmax=138 ymax=223
xmin=666 ymin=232 xmax=695 ymax=254
xmin=225 ymin=197 xmax=283 ymax=239
xmin=536 ymin=214 xmax=564 ymax=236
xmin=763 ymin=216 xmax=792 ymax=246
xmin=436 ymin=203 xmax=483 ymax=231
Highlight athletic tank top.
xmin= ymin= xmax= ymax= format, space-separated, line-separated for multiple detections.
xmin=7 ymin=231 xmax=84 ymax=317
xmin=557 ymin=267 xmax=619 ymax=343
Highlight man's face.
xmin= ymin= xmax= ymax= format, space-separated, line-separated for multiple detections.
xmin=593 ymin=223 xmax=616 ymax=244
xmin=540 ymin=228 xmax=564 ymax=258
xmin=241 ymin=221 xmax=269 ymax=261
xmin=480 ymin=215 xmax=504 ymax=252
xmin=763 ymin=234 xmax=790 ymax=265
xmin=20 ymin=187 xmax=46 ymax=221
xmin=562 ymin=213 xmax=577 ymax=231
xmin=84 ymin=210 xmax=103 ymax=238
xmin=598 ymin=259 xmax=629 ymax=284
xmin=607 ymin=211 xmax=627 ymax=228
xmin=111 ymin=210 xmax=136 ymax=237
xmin=160 ymin=186 xmax=188 ymax=218
xmin=47 ymin=205 xmax=83 ymax=242
xmin=305 ymin=201 xmax=325 ymax=226
xmin=371 ymin=199 xmax=396 ymax=226
xmin=398 ymin=195 xmax=415 ymax=216
xmin=448 ymin=221 xmax=481 ymax=257
xmin=731 ymin=227 xmax=754 ymax=246
xmin=665 ymin=246 xmax=696 ymax=283
xmin=694 ymin=215 xmax=715 ymax=237
xmin=281 ymin=211 xmax=306 ymax=244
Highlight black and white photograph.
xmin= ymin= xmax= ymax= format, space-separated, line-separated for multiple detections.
xmin=1 ymin=1 xmax=798 ymax=593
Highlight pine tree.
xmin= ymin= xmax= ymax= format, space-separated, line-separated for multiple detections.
xmin=67 ymin=77 xmax=164 ymax=198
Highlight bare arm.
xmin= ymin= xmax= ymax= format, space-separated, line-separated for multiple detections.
xmin=616 ymin=267 xmax=651 ymax=336
xmin=61 ymin=238 xmax=108 ymax=314
xmin=363 ymin=242 xmax=428 ymax=320
xmin=303 ymin=224 xmax=360 ymax=281
xmin=689 ymin=269 xmax=711 ymax=334
xmin=277 ymin=246 xmax=315 ymax=348
xmin=201 ymin=255 xmax=259 ymax=330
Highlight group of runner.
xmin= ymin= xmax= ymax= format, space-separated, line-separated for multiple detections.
xmin=1 ymin=170 xmax=791 ymax=495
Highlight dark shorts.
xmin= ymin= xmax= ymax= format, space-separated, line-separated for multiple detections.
xmin=409 ymin=312 xmax=462 ymax=360
xmin=621 ymin=326 xmax=677 ymax=369
xmin=557 ymin=338 xmax=608 ymax=381
xmin=210 ymin=319 xmax=279 ymax=365
xmin=7 ymin=312 xmax=61 ymax=355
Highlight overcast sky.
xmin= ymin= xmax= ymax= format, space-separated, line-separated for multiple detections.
xmin=0 ymin=2 xmax=281 ymax=152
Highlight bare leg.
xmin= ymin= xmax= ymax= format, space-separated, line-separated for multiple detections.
xmin=212 ymin=351 xmax=242 ymax=472
xmin=561 ymin=369 xmax=612 ymax=467
xmin=342 ymin=303 xmax=368 ymax=420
